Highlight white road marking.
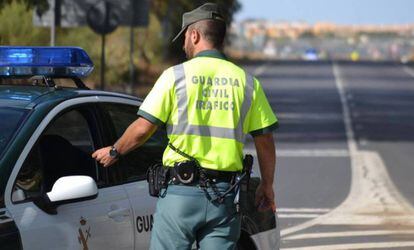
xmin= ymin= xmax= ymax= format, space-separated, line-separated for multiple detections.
xmin=317 ymin=152 xmax=414 ymax=226
xmin=358 ymin=139 xmax=368 ymax=146
xmin=280 ymin=241 xmax=414 ymax=250
xmin=254 ymin=63 xmax=269 ymax=76
xmin=278 ymin=214 xmax=321 ymax=219
xmin=403 ymin=65 xmax=414 ymax=78
xmin=277 ymin=208 xmax=331 ymax=213
xmin=333 ymin=63 xmax=358 ymax=154
xmin=284 ymin=230 xmax=414 ymax=240
xmin=277 ymin=112 xmax=343 ymax=120
xmin=277 ymin=149 xmax=349 ymax=157
xmin=244 ymin=148 xmax=349 ymax=158
xmin=280 ymin=63 xmax=414 ymax=243
xmin=278 ymin=208 xmax=330 ymax=219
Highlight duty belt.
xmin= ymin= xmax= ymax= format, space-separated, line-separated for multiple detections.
xmin=166 ymin=142 xmax=244 ymax=203
xmin=167 ymin=167 xmax=238 ymax=185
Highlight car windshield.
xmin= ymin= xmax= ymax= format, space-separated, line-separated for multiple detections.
xmin=0 ymin=107 xmax=27 ymax=156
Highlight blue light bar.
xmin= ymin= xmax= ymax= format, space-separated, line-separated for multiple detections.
xmin=0 ymin=46 xmax=94 ymax=77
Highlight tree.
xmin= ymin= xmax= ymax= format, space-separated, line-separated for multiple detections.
xmin=0 ymin=0 xmax=48 ymax=11
xmin=0 ymin=0 xmax=242 ymax=90
xmin=0 ymin=1 xmax=49 ymax=45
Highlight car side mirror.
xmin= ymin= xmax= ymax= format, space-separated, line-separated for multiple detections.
xmin=47 ymin=175 xmax=98 ymax=202
xmin=34 ymin=176 xmax=98 ymax=215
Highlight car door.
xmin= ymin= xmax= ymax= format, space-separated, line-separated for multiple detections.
xmin=100 ymin=103 xmax=168 ymax=249
xmin=6 ymin=102 xmax=135 ymax=250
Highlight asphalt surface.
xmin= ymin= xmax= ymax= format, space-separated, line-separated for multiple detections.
xmin=243 ymin=61 xmax=414 ymax=249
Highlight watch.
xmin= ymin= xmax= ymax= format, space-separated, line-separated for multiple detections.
xmin=109 ymin=146 xmax=120 ymax=159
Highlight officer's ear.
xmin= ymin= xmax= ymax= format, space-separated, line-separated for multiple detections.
xmin=190 ymin=29 xmax=201 ymax=45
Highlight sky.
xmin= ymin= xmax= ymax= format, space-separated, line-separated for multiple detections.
xmin=235 ymin=0 xmax=414 ymax=25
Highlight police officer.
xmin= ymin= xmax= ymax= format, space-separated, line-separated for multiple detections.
xmin=92 ymin=3 xmax=278 ymax=249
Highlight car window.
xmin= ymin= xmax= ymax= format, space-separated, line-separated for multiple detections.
xmin=0 ymin=108 xmax=27 ymax=157
xmin=44 ymin=108 xmax=94 ymax=154
xmin=102 ymin=103 xmax=168 ymax=182
xmin=12 ymin=107 xmax=100 ymax=203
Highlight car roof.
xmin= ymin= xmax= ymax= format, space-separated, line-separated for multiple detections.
xmin=0 ymin=85 xmax=141 ymax=109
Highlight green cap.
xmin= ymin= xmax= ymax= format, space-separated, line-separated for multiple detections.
xmin=172 ymin=3 xmax=226 ymax=42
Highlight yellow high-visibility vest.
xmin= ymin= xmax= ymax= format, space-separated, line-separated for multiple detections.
xmin=138 ymin=50 xmax=278 ymax=172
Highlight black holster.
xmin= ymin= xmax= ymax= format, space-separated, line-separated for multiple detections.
xmin=146 ymin=163 xmax=169 ymax=197
xmin=238 ymin=154 xmax=253 ymax=213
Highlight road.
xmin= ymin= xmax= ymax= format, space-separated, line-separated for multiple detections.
xmin=243 ymin=61 xmax=414 ymax=249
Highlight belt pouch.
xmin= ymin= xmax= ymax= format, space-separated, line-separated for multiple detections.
xmin=146 ymin=163 xmax=168 ymax=197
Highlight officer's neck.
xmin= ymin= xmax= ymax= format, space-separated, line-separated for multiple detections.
xmin=192 ymin=42 xmax=221 ymax=58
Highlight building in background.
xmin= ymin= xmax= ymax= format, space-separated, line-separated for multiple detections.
xmin=228 ymin=20 xmax=414 ymax=62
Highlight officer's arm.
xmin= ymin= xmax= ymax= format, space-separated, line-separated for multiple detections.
xmin=114 ymin=117 xmax=158 ymax=155
xmin=253 ymin=132 xmax=276 ymax=211
xmin=92 ymin=117 xmax=158 ymax=167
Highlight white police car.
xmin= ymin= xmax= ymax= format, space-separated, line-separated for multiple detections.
xmin=0 ymin=47 xmax=279 ymax=249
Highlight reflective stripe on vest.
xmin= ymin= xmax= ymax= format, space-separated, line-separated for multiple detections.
xmin=167 ymin=63 xmax=254 ymax=143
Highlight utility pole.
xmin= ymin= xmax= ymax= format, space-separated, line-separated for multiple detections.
xmin=162 ymin=0 xmax=173 ymax=59
xmin=50 ymin=0 xmax=55 ymax=46
xmin=86 ymin=0 xmax=119 ymax=91
xmin=127 ymin=0 xmax=138 ymax=95
xmin=100 ymin=1 xmax=110 ymax=91
xmin=50 ymin=0 xmax=61 ymax=46
xmin=128 ymin=25 xmax=135 ymax=95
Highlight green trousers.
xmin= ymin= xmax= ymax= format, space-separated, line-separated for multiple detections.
xmin=150 ymin=182 xmax=241 ymax=250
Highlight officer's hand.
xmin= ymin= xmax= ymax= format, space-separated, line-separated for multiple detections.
xmin=92 ymin=147 xmax=118 ymax=167
xmin=255 ymin=182 xmax=276 ymax=213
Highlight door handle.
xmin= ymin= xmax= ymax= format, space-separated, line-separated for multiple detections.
xmin=108 ymin=208 xmax=131 ymax=218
